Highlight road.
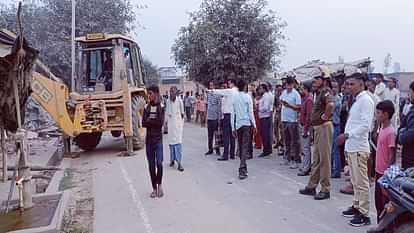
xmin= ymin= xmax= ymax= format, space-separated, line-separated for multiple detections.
xmin=74 ymin=122 xmax=375 ymax=233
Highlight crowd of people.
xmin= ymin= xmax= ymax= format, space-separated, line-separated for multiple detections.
xmin=141 ymin=72 xmax=414 ymax=229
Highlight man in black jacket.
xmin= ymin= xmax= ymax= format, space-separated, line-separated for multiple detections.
xmin=399 ymin=81 xmax=414 ymax=169
xmin=142 ymin=85 xmax=165 ymax=198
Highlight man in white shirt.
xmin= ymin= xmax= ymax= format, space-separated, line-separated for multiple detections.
xmin=209 ymin=79 xmax=238 ymax=161
xmin=337 ymin=73 xmax=374 ymax=227
xmin=384 ymin=78 xmax=400 ymax=129
xmin=374 ymin=74 xmax=386 ymax=101
xmin=258 ymin=83 xmax=275 ymax=157
xmin=166 ymin=86 xmax=185 ymax=172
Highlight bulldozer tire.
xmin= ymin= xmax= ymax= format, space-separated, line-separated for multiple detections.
xmin=111 ymin=131 xmax=122 ymax=138
xmin=74 ymin=132 xmax=102 ymax=151
xmin=131 ymin=95 xmax=146 ymax=150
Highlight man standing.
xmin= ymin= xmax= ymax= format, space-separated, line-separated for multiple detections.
xmin=209 ymin=79 xmax=237 ymax=161
xmin=279 ymin=78 xmax=302 ymax=168
xmin=299 ymin=72 xmax=335 ymax=200
xmin=384 ymin=78 xmax=400 ymax=129
xmin=231 ymin=80 xmax=256 ymax=179
xmin=142 ymin=85 xmax=165 ymax=198
xmin=166 ymin=86 xmax=185 ymax=172
xmin=298 ymin=82 xmax=313 ymax=176
xmin=205 ymin=81 xmax=222 ymax=155
xmin=331 ymin=80 xmax=343 ymax=178
xmin=273 ymin=83 xmax=284 ymax=153
xmin=337 ymin=73 xmax=374 ymax=227
xmin=374 ymin=74 xmax=386 ymax=101
xmin=258 ymin=84 xmax=275 ymax=157
xmin=184 ymin=92 xmax=192 ymax=122
xmin=398 ymin=81 xmax=414 ymax=169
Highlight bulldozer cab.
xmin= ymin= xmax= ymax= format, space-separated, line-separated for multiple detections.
xmin=75 ymin=33 xmax=146 ymax=93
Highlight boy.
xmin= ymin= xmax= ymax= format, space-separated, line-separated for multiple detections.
xmin=142 ymin=85 xmax=165 ymax=198
xmin=374 ymin=100 xmax=396 ymax=229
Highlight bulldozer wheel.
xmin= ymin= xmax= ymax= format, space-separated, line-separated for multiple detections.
xmin=131 ymin=95 xmax=146 ymax=150
xmin=74 ymin=132 xmax=102 ymax=151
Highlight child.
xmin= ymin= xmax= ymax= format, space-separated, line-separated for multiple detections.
xmin=375 ymin=100 xmax=396 ymax=227
xmin=142 ymin=85 xmax=165 ymax=198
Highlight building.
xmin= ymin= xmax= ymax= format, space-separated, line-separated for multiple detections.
xmin=158 ymin=67 xmax=201 ymax=97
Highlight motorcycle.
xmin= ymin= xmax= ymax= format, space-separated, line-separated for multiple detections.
xmin=368 ymin=175 xmax=414 ymax=233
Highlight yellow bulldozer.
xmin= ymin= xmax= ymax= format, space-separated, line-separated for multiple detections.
xmin=31 ymin=33 xmax=147 ymax=154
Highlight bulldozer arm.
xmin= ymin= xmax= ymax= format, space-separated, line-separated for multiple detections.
xmin=31 ymin=72 xmax=77 ymax=137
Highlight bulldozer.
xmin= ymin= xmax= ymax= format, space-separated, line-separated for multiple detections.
xmin=31 ymin=32 xmax=147 ymax=154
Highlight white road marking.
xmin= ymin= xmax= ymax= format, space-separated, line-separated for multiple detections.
xmin=119 ymin=160 xmax=155 ymax=233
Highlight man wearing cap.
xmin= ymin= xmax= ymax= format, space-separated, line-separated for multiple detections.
xmin=299 ymin=71 xmax=335 ymax=200
xmin=337 ymin=73 xmax=374 ymax=227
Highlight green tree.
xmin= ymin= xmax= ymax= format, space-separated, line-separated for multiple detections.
xmin=0 ymin=0 xmax=138 ymax=83
xmin=142 ymin=57 xmax=160 ymax=86
xmin=172 ymin=0 xmax=286 ymax=86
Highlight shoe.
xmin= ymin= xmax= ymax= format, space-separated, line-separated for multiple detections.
xmin=215 ymin=149 xmax=221 ymax=156
xmin=340 ymin=184 xmax=354 ymax=195
xmin=349 ymin=214 xmax=371 ymax=227
xmin=299 ymin=187 xmax=316 ymax=196
xmin=258 ymin=152 xmax=271 ymax=158
xmin=230 ymin=155 xmax=235 ymax=160
xmin=217 ymin=157 xmax=228 ymax=161
xmin=314 ymin=191 xmax=330 ymax=200
xmin=205 ymin=150 xmax=213 ymax=155
xmin=239 ymin=173 xmax=248 ymax=180
xmin=177 ymin=164 xmax=184 ymax=172
xmin=169 ymin=161 xmax=175 ymax=167
xmin=280 ymin=160 xmax=289 ymax=166
xmin=297 ymin=169 xmax=310 ymax=176
xmin=342 ymin=206 xmax=359 ymax=218
xmin=290 ymin=162 xmax=299 ymax=169
xmin=278 ymin=150 xmax=284 ymax=156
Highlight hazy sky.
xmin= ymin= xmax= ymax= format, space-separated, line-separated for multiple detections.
xmin=133 ymin=0 xmax=414 ymax=73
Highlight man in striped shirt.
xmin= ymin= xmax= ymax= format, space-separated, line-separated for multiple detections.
xmin=205 ymin=81 xmax=222 ymax=155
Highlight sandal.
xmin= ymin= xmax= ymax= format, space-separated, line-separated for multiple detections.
xmin=157 ymin=186 xmax=164 ymax=198
xmin=150 ymin=190 xmax=157 ymax=198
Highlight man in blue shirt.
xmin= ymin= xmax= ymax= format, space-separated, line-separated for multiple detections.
xmin=280 ymin=78 xmax=302 ymax=168
xmin=231 ymin=80 xmax=256 ymax=180
xmin=399 ymin=81 xmax=414 ymax=169
xmin=331 ymin=80 xmax=343 ymax=178
xmin=205 ymin=81 xmax=222 ymax=155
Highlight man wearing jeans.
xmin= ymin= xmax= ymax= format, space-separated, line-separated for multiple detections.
xmin=231 ymin=80 xmax=256 ymax=179
xmin=205 ymin=81 xmax=222 ymax=155
xmin=298 ymin=82 xmax=313 ymax=176
xmin=209 ymin=79 xmax=237 ymax=161
xmin=279 ymin=78 xmax=302 ymax=168
xmin=337 ymin=73 xmax=374 ymax=227
xmin=142 ymin=85 xmax=165 ymax=198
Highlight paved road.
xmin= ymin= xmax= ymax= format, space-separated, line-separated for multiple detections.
xmin=77 ymin=123 xmax=375 ymax=233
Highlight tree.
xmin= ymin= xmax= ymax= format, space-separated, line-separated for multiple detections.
xmin=0 ymin=0 xmax=138 ymax=84
xmin=142 ymin=57 xmax=160 ymax=86
xmin=172 ymin=0 xmax=286 ymax=86
xmin=384 ymin=53 xmax=392 ymax=74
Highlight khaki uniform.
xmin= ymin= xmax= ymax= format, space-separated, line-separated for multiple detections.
xmin=307 ymin=87 xmax=335 ymax=193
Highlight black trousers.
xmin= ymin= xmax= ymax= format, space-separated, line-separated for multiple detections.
xmin=259 ymin=117 xmax=273 ymax=154
xmin=185 ymin=106 xmax=192 ymax=121
xmin=146 ymin=142 xmax=163 ymax=190
xmin=207 ymin=119 xmax=218 ymax=151
xmin=223 ymin=114 xmax=235 ymax=158
xmin=238 ymin=126 xmax=251 ymax=175
xmin=283 ymin=122 xmax=301 ymax=163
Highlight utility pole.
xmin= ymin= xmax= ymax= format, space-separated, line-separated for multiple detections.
xmin=71 ymin=0 xmax=76 ymax=91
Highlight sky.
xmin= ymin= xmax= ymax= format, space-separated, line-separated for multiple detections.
xmin=133 ymin=0 xmax=414 ymax=73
